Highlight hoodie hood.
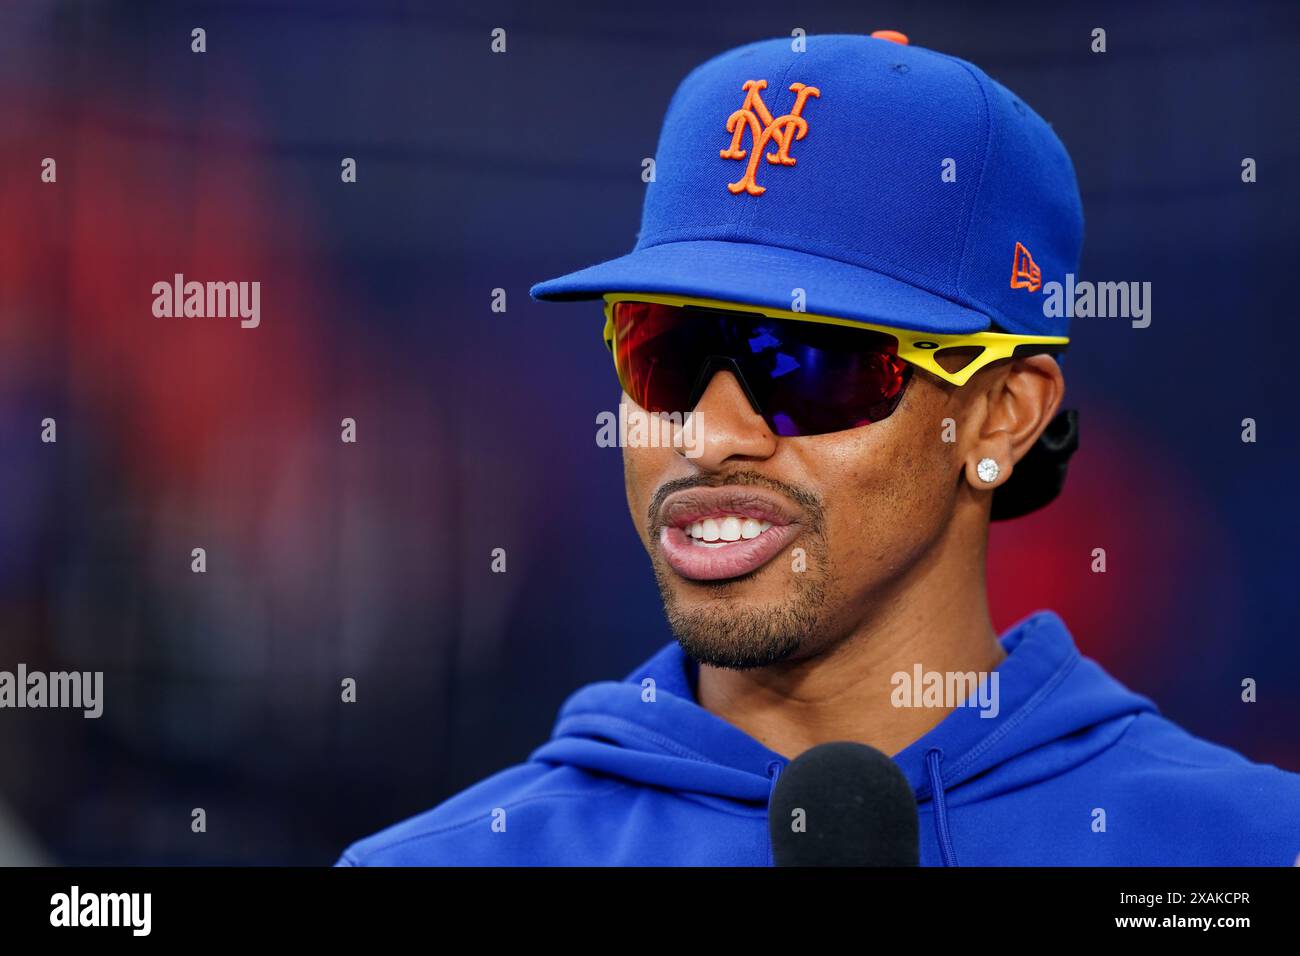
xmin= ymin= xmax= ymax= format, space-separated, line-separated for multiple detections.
xmin=528 ymin=610 xmax=1158 ymax=864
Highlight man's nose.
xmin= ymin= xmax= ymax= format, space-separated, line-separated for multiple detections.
xmin=681 ymin=369 xmax=778 ymax=470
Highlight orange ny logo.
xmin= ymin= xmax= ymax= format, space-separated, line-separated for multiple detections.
xmin=720 ymin=79 xmax=821 ymax=195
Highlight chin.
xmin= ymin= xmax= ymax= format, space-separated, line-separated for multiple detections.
xmin=671 ymin=615 xmax=805 ymax=670
xmin=655 ymin=565 xmax=829 ymax=671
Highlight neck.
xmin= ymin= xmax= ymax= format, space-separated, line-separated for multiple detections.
xmin=696 ymin=512 xmax=1003 ymax=760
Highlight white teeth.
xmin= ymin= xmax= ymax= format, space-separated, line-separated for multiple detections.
xmin=684 ymin=516 xmax=774 ymax=544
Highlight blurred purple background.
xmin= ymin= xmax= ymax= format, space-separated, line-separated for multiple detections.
xmin=0 ymin=0 xmax=1296 ymax=863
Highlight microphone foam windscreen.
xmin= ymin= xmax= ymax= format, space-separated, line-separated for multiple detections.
xmin=768 ymin=741 xmax=920 ymax=866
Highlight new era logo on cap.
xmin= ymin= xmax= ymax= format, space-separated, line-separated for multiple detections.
xmin=532 ymin=33 xmax=1083 ymax=339
xmin=1010 ymin=242 xmax=1042 ymax=293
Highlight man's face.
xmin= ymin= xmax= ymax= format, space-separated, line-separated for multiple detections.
xmin=624 ymin=364 xmax=976 ymax=670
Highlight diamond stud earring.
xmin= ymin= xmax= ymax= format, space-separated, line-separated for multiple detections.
xmin=976 ymin=457 xmax=1000 ymax=483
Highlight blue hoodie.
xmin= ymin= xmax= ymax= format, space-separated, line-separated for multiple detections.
xmin=337 ymin=611 xmax=1300 ymax=866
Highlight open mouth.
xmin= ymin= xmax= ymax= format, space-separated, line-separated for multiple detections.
xmin=656 ymin=488 xmax=802 ymax=582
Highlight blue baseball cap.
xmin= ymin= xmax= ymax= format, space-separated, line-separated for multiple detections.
xmin=530 ymin=32 xmax=1083 ymax=338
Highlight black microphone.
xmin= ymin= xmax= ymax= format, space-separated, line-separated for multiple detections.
xmin=768 ymin=741 xmax=919 ymax=866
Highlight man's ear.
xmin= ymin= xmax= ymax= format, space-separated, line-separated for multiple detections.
xmin=961 ymin=354 xmax=1064 ymax=491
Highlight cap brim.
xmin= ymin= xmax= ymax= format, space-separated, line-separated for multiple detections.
xmin=529 ymin=239 xmax=991 ymax=335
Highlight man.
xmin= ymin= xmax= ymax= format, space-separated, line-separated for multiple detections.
xmin=339 ymin=32 xmax=1300 ymax=866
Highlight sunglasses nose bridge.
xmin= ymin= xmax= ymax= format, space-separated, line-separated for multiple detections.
xmin=688 ymin=355 xmax=767 ymax=419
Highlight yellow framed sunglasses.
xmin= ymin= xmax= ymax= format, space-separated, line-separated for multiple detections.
xmin=601 ymin=292 xmax=1069 ymax=437
xmin=603 ymin=293 xmax=1067 ymax=388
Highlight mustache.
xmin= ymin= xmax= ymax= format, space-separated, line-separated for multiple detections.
xmin=647 ymin=470 xmax=825 ymax=532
